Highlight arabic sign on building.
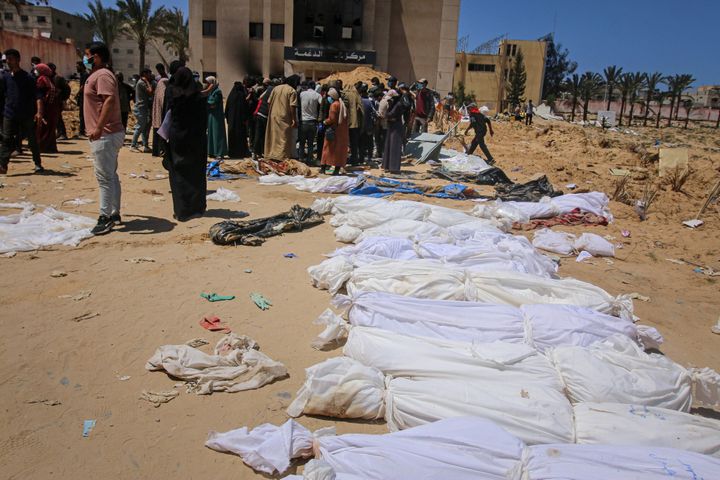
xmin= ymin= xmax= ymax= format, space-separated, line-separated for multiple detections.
xmin=284 ymin=47 xmax=376 ymax=64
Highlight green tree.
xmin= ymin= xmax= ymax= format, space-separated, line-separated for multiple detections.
xmin=642 ymin=72 xmax=665 ymax=127
xmin=654 ymin=90 xmax=669 ymax=128
xmin=602 ymin=65 xmax=623 ymax=111
xmin=83 ymin=0 xmax=121 ymax=50
xmin=617 ymin=74 xmax=633 ymax=126
xmin=681 ymin=97 xmax=694 ymax=129
xmin=625 ymin=72 xmax=645 ymax=125
xmin=665 ymin=74 xmax=695 ymax=126
xmin=116 ymin=0 xmax=169 ymax=73
xmin=579 ymin=72 xmax=604 ymax=122
xmin=453 ymin=81 xmax=476 ymax=107
xmin=541 ymin=35 xmax=577 ymax=103
xmin=162 ymin=7 xmax=189 ymax=63
xmin=673 ymin=74 xmax=696 ymax=120
xmin=506 ymin=50 xmax=527 ymax=109
xmin=563 ymin=73 xmax=582 ymax=122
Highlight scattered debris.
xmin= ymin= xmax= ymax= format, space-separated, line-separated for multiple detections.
xmin=185 ymin=338 xmax=210 ymax=348
xmin=576 ymin=251 xmax=593 ymax=262
xmin=712 ymin=318 xmax=720 ymax=335
xmin=665 ymin=258 xmax=720 ymax=276
xmin=609 ymin=168 xmax=631 ymax=176
xmin=59 ymin=290 xmax=92 ymax=301
xmin=629 ymin=292 xmax=651 ymax=302
xmin=50 ymin=270 xmax=67 ymax=278
xmin=682 ymin=219 xmax=704 ymax=229
xmin=116 ymin=375 xmax=131 ymax=381
xmin=207 ymin=187 xmax=241 ymax=202
xmin=3 ymin=252 xmax=17 ymax=258
xmin=129 ymin=173 xmax=149 ymax=179
xmin=199 ymin=316 xmax=232 ymax=334
xmin=126 ymin=257 xmax=156 ymax=264
xmin=200 ymin=292 xmax=235 ymax=302
xmin=61 ymin=198 xmax=94 ymax=206
xmin=82 ymin=419 xmax=96 ymax=437
xmin=250 ymin=292 xmax=272 ymax=310
xmin=283 ymin=253 xmax=297 ymax=258
xmin=244 ymin=269 xmax=253 ymax=274
xmin=621 ymin=230 xmax=631 ymax=238
xmin=565 ymin=183 xmax=577 ymax=190
xmin=139 ymin=390 xmax=179 ymax=407
xmin=141 ymin=189 xmax=163 ymax=196
xmin=70 ymin=312 xmax=100 ymax=322
xmin=26 ymin=399 xmax=62 ymax=406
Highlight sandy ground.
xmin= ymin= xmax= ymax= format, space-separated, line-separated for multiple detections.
xmin=1 ymin=116 xmax=719 ymax=479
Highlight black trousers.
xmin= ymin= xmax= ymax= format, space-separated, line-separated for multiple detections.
xmin=253 ymin=115 xmax=267 ymax=157
xmin=466 ymin=134 xmax=493 ymax=163
xmin=374 ymin=127 xmax=386 ymax=158
xmin=0 ymin=116 xmax=41 ymax=168
xmin=348 ymin=127 xmax=360 ymax=164
xmin=121 ymin=111 xmax=129 ymax=131
xmin=316 ymin=129 xmax=325 ymax=163
xmin=298 ymin=120 xmax=317 ymax=163
xmin=525 ymin=114 xmax=533 ymax=125
xmin=57 ymin=110 xmax=67 ymax=138
xmin=359 ymin=130 xmax=373 ymax=162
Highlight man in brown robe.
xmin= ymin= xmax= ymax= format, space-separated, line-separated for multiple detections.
xmin=264 ymin=75 xmax=300 ymax=160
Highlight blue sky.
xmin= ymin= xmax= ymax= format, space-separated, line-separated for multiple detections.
xmin=57 ymin=0 xmax=718 ymax=86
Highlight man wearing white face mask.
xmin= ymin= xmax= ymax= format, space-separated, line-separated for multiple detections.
xmin=83 ymin=42 xmax=124 ymax=235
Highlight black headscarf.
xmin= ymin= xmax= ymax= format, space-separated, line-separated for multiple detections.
xmin=170 ymin=66 xmax=198 ymax=100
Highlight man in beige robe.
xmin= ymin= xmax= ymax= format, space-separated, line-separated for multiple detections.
xmin=264 ymin=75 xmax=300 ymax=160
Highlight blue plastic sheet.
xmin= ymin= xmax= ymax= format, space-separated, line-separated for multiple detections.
xmin=349 ymin=175 xmax=477 ymax=200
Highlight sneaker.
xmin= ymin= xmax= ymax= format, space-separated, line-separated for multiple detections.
xmin=91 ymin=215 xmax=114 ymax=235
xmin=129 ymin=146 xmax=141 ymax=153
xmin=142 ymin=148 xmax=152 ymax=153
xmin=33 ymin=165 xmax=45 ymax=174
xmin=110 ymin=213 xmax=122 ymax=225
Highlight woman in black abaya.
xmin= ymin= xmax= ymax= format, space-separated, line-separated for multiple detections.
xmin=225 ymin=80 xmax=251 ymax=158
xmin=163 ymin=67 xmax=209 ymax=221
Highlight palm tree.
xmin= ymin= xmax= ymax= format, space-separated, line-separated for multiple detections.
xmin=681 ymin=97 xmax=694 ymax=129
xmin=603 ymin=65 xmax=623 ymax=111
xmin=116 ymin=0 xmax=169 ymax=73
xmin=626 ymin=72 xmax=645 ymax=126
xmin=84 ymin=1 xmax=121 ymax=50
xmin=673 ymin=74 xmax=696 ymax=120
xmin=654 ymin=90 xmax=669 ymax=128
xmin=564 ymin=74 xmax=582 ymax=122
xmin=643 ymin=72 xmax=665 ymax=126
xmin=579 ymin=72 xmax=603 ymax=122
xmin=617 ymin=74 xmax=633 ymax=126
xmin=161 ymin=7 xmax=189 ymax=63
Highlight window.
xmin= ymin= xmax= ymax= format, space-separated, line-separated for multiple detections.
xmin=128 ymin=63 xmax=134 ymax=69
xmin=112 ymin=48 xmax=120 ymax=54
xmin=66 ymin=22 xmax=71 ymax=28
xmin=249 ymin=22 xmax=263 ymax=39
xmin=20 ymin=15 xmax=29 ymax=22
xmin=270 ymin=23 xmax=284 ymax=41
xmin=202 ymin=20 xmax=217 ymax=37
xmin=3 ymin=12 xmax=12 ymax=21
xmin=56 ymin=18 xmax=61 ymax=24
xmin=468 ymin=63 xmax=495 ymax=72
xmin=37 ymin=16 xmax=46 ymax=23
xmin=127 ymin=49 xmax=133 ymax=54
xmin=341 ymin=27 xmax=352 ymax=39
xmin=313 ymin=25 xmax=324 ymax=38
xmin=504 ymin=44 xmax=517 ymax=57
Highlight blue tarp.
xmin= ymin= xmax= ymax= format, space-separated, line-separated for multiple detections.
xmin=349 ymin=175 xmax=477 ymax=200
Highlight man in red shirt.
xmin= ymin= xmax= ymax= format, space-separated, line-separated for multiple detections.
xmin=412 ymin=78 xmax=434 ymax=134
xmin=83 ymin=42 xmax=125 ymax=235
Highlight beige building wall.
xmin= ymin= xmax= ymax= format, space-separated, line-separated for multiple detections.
xmin=454 ymin=38 xmax=547 ymax=112
xmin=0 ymin=5 xmax=93 ymax=51
xmin=111 ymin=35 xmax=175 ymax=77
xmin=189 ymin=0 xmax=458 ymax=90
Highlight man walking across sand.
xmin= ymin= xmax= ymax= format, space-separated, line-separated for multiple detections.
xmin=83 ymin=42 xmax=125 ymax=235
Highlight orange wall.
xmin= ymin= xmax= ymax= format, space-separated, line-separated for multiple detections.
xmin=0 ymin=30 xmax=78 ymax=78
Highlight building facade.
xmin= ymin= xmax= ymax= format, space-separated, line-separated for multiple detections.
xmin=110 ymin=35 xmax=176 ymax=78
xmin=454 ymin=39 xmax=547 ymax=112
xmin=0 ymin=4 xmax=93 ymax=51
xmin=188 ymin=0 xmax=459 ymax=94
xmin=692 ymin=85 xmax=720 ymax=109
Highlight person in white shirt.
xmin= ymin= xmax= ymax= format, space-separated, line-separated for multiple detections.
xmin=298 ymin=80 xmax=322 ymax=165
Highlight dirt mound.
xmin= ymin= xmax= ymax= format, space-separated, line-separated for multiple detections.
xmin=319 ymin=66 xmax=392 ymax=87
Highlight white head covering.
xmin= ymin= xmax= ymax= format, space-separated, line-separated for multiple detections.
xmin=328 ymin=88 xmax=347 ymax=123
xmin=479 ymin=106 xmax=490 ymax=114
xmin=205 ymin=76 xmax=217 ymax=86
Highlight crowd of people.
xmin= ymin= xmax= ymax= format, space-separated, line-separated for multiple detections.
xmin=1 ymin=41 xmax=498 ymax=237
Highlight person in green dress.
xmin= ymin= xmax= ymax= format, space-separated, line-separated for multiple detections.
xmin=204 ymin=76 xmax=228 ymax=160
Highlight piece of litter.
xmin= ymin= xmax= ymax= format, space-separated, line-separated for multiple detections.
xmin=250 ymin=292 xmax=272 ymax=310
xmin=82 ymin=419 xmax=96 ymax=437
xmin=621 ymin=230 xmax=631 ymax=238
xmin=59 ymin=290 xmax=92 ymax=301
xmin=283 ymin=253 xmax=297 ymax=258
xmin=139 ymin=390 xmax=179 ymax=407
xmin=3 ymin=252 xmax=17 ymax=258
xmin=207 ymin=187 xmax=240 ymax=202
xmin=511 ymin=166 xmax=523 ymax=172
xmin=682 ymin=219 xmax=704 ymax=228
xmin=565 ymin=183 xmax=577 ymax=190
xmin=198 ymin=316 xmax=231 ymax=333
xmin=70 ymin=312 xmax=100 ymax=322
xmin=666 ymin=258 xmax=686 ymax=265
xmin=629 ymin=292 xmax=651 ymax=302
xmin=185 ymin=338 xmax=209 ymax=348
xmin=244 ymin=269 xmax=252 ymax=273
xmin=117 ymin=375 xmax=131 ymax=381
xmin=126 ymin=257 xmax=156 ymax=264
xmin=129 ymin=173 xmax=149 ymax=179
xmin=50 ymin=270 xmax=67 ymax=278
xmin=200 ymin=292 xmax=235 ymax=302
xmin=614 ymin=243 xmax=624 ymax=249
xmin=604 ymin=258 xmax=614 ymax=265
xmin=62 ymin=198 xmax=94 ymax=206
xmin=609 ymin=168 xmax=631 ymax=176
xmin=576 ymin=251 xmax=593 ymax=262
xmin=27 ymin=399 xmax=62 ymax=406
xmin=712 ymin=318 xmax=720 ymax=335
xmin=155 ymin=174 xmax=166 ymax=179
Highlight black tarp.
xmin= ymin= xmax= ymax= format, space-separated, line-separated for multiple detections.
xmin=209 ymin=205 xmax=324 ymax=246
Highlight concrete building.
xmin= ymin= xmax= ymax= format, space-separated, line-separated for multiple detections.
xmin=188 ymin=0 xmax=459 ymax=95
xmin=111 ymin=35 xmax=176 ymax=78
xmin=454 ymin=39 xmax=547 ymax=112
xmin=0 ymin=4 xmax=93 ymax=51
xmin=692 ymin=85 xmax=720 ymax=109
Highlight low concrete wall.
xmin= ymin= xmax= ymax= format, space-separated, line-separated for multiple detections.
xmin=0 ymin=30 xmax=78 ymax=78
